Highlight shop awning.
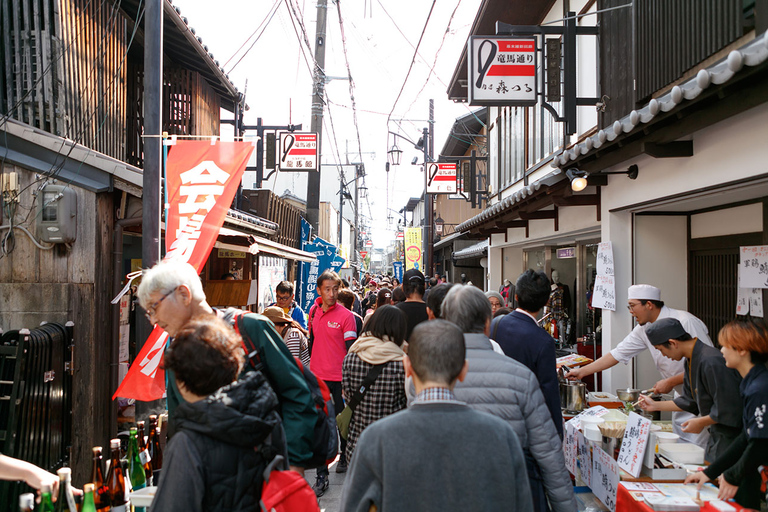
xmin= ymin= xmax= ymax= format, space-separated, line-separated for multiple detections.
xmin=453 ymin=240 xmax=489 ymax=260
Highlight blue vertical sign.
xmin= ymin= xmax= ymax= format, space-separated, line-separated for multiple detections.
xmin=298 ymin=236 xmax=345 ymax=313
xmin=393 ymin=262 xmax=403 ymax=283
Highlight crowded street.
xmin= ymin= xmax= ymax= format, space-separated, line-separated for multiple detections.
xmin=2 ymin=0 xmax=768 ymax=511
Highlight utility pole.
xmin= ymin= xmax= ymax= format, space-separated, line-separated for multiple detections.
xmin=422 ymin=99 xmax=434 ymax=277
xmin=306 ymin=0 xmax=328 ymax=234
xmin=428 ymin=99 xmax=434 ymax=277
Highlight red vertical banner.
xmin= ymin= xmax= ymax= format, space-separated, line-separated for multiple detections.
xmin=113 ymin=140 xmax=255 ymax=401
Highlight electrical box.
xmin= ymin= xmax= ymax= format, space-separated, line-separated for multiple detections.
xmin=36 ymin=184 xmax=77 ymax=243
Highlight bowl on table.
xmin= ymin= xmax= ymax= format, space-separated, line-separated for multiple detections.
xmin=655 ymin=432 xmax=679 ymax=444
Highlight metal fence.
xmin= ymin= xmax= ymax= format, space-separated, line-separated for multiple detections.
xmin=0 ymin=322 xmax=73 ymax=506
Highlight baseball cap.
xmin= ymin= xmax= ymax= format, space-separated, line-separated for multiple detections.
xmin=404 ymin=268 xmax=425 ymax=283
xmin=646 ymin=317 xmax=692 ymax=345
xmin=628 ymin=284 xmax=661 ymax=301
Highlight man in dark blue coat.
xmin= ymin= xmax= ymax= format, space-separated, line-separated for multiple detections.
xmin=493 ymin=269 xmax=563 ymax=439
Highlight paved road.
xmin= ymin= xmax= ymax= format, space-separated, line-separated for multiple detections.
xmin=306 ymin=458 xmax=347 ymax=512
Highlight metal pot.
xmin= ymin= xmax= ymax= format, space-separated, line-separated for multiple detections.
xmin=560 ymin=380 xmax=587 ymax=413
xmin=616 ymin=388 xmax=641 ymax=402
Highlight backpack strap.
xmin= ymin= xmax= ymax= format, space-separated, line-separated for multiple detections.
xmin=231 ymin=311 xmax=265 ymax=372
xmin=307 ymin=305 xmax=318 ymax=356
xmin=346 ymin=364 xmax=385 ymax=412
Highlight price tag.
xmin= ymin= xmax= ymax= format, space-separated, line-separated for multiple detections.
xmin=592 ymin=446 xmax=620 ymax=511
xmin=139 ymin=449 xmax=152 ymax=465
xmin=576 ymin=430 xmax=592 ymax=486
xmin=617 ymin=412 xmax=652 ymax=478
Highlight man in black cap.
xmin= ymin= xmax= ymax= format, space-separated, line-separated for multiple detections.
xmin=396 ymin=269 xmax=429 ymax=340
xmin=637 ymin=317 xmax=743 ymax=462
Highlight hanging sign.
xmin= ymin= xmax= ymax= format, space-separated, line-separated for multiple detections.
xmin=115 ymin=140 xmax=255 ymax=401
xmin=468 ymin=36 xmax=537 ymax=106
xmin=426 ymin=163 xmax=457 ymax=194
xmin=576 ymin=430 xmax=592 ymax=487
xmin=596 ymin=241 xmax=614 ymax=276
xmin=278 ymin=132 xmax=318 ymax=171
xmin=405 ymin=227 xmax=423 ymax=271
xmin=739 ymin=246 xmax=768 ymax=288
xmin=737 ymin=288 xmax=764 ymax=317
xmin=617 ymin=412 xmax=652 ymax=478
xmin=557 ymin=247 xmax=576 ymax=259
xmin=563 ymin=422 xmax=578 ymax=475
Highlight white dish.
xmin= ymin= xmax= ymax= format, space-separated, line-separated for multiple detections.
xmin=655 ymin=432 xmax=679 ymax=444
xmin=129 ymin=486 xmax=157 ymax=507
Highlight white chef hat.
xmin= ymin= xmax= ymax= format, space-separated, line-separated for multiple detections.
xmin=627 ymin=284 xmax=661 ymax=301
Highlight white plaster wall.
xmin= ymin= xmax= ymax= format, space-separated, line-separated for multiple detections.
xmin=600 ymin=209 xmax=634 ymax=392
xmin=690 ymin=203 xmax=763 ymax=239
xmin=489 ymin=245 xmax=503 ymax=291
xmin=602 ymin=103 xmax=768 ymax=212
xmin=503 ymin=245 xmax=524 ymax=282
xmin=633 ymin=215 xmax=688 ymax=391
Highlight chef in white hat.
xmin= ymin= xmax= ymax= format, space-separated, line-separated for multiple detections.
xmin=566 ymin=284 xmax=713 ymax=447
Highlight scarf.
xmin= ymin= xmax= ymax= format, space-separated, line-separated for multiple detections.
xmin=348 ymin=333 xmax=405 ymax=365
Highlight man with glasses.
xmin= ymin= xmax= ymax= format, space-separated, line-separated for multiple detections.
xmin=137 ymin=260 xmax=317 ymax=476
xmin=268 ymin=281 xmax=308 ymax=333
xmin=566 ymin=284 xmax=713 ymax=447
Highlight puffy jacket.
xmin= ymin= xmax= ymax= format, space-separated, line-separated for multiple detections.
xmin=454 ymin=333 xmax=576 ymax=512
xmin=151 ymin=372 xmax=285 ymax=512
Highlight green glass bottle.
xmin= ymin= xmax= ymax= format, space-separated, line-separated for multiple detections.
xmin=55 ymin=467 xmax=77 ymax=512
xmin=39 ymin=483 xmax=55 ymax=512
xmin=128 ymin=426 xmax=147 ymax=489
xmin=81 ymin=483 xmax=97 ymax=512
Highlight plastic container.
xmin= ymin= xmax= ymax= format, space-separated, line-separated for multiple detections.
xmin=581 ymin=416 xmax=605 ymax=442
xmin=129 ymin=486 xmax=157 ymax=508
xmin=659 ymin=443 xmax=705 ymax=464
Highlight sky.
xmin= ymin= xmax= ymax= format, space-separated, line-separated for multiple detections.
xmin=170 ymin=0 xmax=484 ymax=248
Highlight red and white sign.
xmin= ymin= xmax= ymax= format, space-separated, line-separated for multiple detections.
xmin=365 ymin=240 xmax=373 ymax=247
xmin=469 ymin=36 xmax=537 ymax=106
xmin=396 ymin=231 xmax=404 ymax=240
xmin=359 ymin=251 xmax=368 ymax=259
xmin=113 ymin=140 xmax=254 ymax=401
xmin=279 ymin=132 xmax=318 ymax=171
xmin=426 ymin=162 xmax=457 ymax=194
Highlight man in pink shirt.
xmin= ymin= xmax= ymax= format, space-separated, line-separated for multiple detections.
xmin=308 ymin=270 xmax=357 ymax=495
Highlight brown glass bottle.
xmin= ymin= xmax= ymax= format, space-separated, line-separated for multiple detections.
xmin=147 ymin=415 xmax=163 ymax=483
xmin=106 ymin=439 xmax=128 ymax=512
xmin=136 ymin=421 xmax=153 ymax=486
xmin=90 ymin=446 xmax=109 ymax=511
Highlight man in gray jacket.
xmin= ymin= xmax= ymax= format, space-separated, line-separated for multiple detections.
xmin=442 ymin=285 xmax=576 ymax=512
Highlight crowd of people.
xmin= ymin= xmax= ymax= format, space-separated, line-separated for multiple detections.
xmin=4 ymin=262 xmax=768 ymax=512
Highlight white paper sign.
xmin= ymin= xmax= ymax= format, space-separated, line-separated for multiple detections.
xmin=591 ymin=275 xmax=616 ymax=311
xmin=596 ymin=242 xmax=614 ymax=276
xmin=617 ymin=412 xmax=652 ymax=478
xmin=576 ymin=430 xmax=592 ymax=486
xmin=592 ymin=446 xmax=620 ymax=512
xmin=738 ymin=287 xmax=750 ymax=315
xmin=739 ymin=246 xmax=768 ymax=289
xmin=750 ymin=288 xmax=764 ymax=317
xmin=563 ymin=422 xmax=578 ymax=475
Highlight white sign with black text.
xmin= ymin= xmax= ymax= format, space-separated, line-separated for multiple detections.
xmin=591 ymin=275 xmax=616 ymax=311
xmin=426 ymin=163 xmax=457 ymax=194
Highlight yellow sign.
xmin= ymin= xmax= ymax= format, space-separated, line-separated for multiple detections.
xmin=405 ymin=227 xmax=423 ymax=271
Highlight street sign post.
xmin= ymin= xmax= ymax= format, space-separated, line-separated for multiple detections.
xmin=426 ymin=162 xmax=457 ymax=194
xmin=278 ymin=132 xmax=318 ymax=171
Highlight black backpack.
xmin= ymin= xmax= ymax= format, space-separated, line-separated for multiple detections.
xmin=229 ymin=310 xmax=339 ymax=469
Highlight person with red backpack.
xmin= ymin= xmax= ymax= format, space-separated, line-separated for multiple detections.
xmin=138 ymin=261 xmax=318 ymax=476
xmin=307 ymin=270 xmax=358 ymax=496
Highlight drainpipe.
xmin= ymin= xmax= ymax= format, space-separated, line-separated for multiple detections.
xmin=111 ymin=216 xmax=142 ymax=436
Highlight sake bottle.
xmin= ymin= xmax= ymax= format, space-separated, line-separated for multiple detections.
xmin=19 ymin=493 xmax=35 ymax=512
xmin=106 ymin=439 xmax=128 ymax=512
xmin=127 ymin=428 xmax=147 ymax=512
xmin=136 ymin=421 xmax=153 ymax=486
xmin=90 ymin=447 xmax=109 ymax=510
xmin=147 ymin=415 xmax=163 ymax=483
xmin=81 ymin=483 xmax=97 ymax=512
xmin=39 ymin=484 xmax=55 ymax=512
xmin=55 ymin=467 xmax=77 ymax=512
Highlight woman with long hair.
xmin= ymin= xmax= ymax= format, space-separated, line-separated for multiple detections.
xmin=685 ymin=318 xmax=768 ymax=508
xmin=363 ymin=287 xmax=392 ymax=324
xmin=342 ymin=305 xmax=408 ymax=462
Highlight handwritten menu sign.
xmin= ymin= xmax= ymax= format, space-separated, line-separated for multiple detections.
xmin=576 ymin=430 xmax=592 ymax=486
xmin=563 ymin=422 xmax=578 ymax=475
xmin=738 ymin=288 xmax=764 ymax=317
xmin=617 ymin=412 xmax=652 ymax=478
xmin=740 ymin=246 xmax=768 ymax=289
xmin=592 ymin=446 xmax=620 ymax=512
xmin=591 ymin=275 xmax=616 ymax=311
xmin=596 ymin=242 xmax=614 ymax=276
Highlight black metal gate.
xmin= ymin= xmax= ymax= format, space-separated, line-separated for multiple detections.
xmin=0 ymin=323 xmax=73 ymax=506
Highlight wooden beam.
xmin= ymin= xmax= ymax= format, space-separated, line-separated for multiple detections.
xmin=552 ymin=194 xmax=600 ymax=207
xmin=642 ymin=141 xmax=693 ymax=158
xmin=519 ymin=209 xmax=557 ymax=220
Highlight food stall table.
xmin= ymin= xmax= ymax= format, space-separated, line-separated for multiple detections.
xmin=616 ymin=482 xmax=747 ymax=512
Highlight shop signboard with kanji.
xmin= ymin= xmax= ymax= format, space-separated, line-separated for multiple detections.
xmin=278 ymin=132 xmax=318 ymax=171
xmin=426 ymin=163 xmax=457 ymax=194
xmin=468 ymin=36 xmax=537 ymax=106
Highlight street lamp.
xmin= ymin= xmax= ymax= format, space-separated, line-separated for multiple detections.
xmin=387 ymin=143 xmax=402 ymax=166
xmin=435 ymin=214 xmax=444 ymax=235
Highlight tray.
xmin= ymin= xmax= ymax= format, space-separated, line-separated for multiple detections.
xmin=129 ymin=486 xmax=157 ymax=507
